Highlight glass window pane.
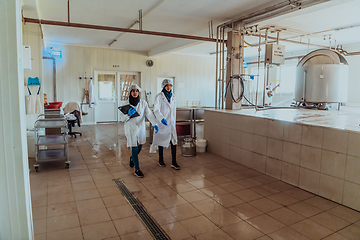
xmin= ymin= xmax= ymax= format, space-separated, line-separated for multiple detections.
xmin=98 ymin=74 xmax=116 ymax=101
xmin=120 ymin=74 xmax=137 ymax=101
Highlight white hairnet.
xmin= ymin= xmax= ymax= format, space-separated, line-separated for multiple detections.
xmin=129 ymin=84 xmax=141 ymax=93
xmin=161 ymin=79 xmax=173 ymax=88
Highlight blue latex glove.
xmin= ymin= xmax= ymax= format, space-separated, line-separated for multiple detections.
xmin=154 ymin=125 xmax=159 ymax=133
xmin=161 ymin=118 xmax=168 ymax=126
xmin=128 ymin=107 xmax=136 ymax=116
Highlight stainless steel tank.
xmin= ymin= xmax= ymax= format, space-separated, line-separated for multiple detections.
xmin=181 ymin=138 xmax=196 ymax=157
xmin=295 ymin=49 xmax=349 ymax=104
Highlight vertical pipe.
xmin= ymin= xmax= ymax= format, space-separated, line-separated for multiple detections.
xmin=277 ymin=31 xmax=279 ymax=44
xmin=231 ymin=23 xmax=234 ymax=88
xmin=215 ymin=26 xmax=219 ymax=109
xmin=218 ymin=28 xmax=221 ymax=108
xmin=262 ymin=29 xmax=268 ymax=106
xmin=53 ymin=58 xmax=57 ymax=101
xmin=221 ymin=27 xmax=225 ymax=109
xmin=238 ymin=26 xmax=241 ymax=80
xmin=239 ymin=30 xmax=242 ymax=103
xmin=68 ymin=0 xmax=70 ymax=23
xmin=139 ymin=10 xmax=143 ymax=31
xmin=208 ymin=21 xmax=211 ymax=38
xmin=218 ymin=27 xmax=222 ymax=109
xmin=217 ymin=27 xmax=222 ymax=109
xmin=266 ymin=64 xmax=270 ymax=98
xmin=255 ymin=33 xmax=261 ymax=110
xmin=239 ymin=26 xmax=244 ymax=104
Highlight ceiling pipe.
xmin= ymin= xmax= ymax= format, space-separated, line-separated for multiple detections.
xmin=283 ymin=23 xmax=360 ymax=41
xmin=210 ymin=31 xmax=330 ymax=55
xmin=247 ymin=50 xmax=360 ymax=65
xmin=254 ymin=33 xmax=331 ymax=48
xmin=139 ymin=9 xmax=142 ymax=31
xmin=24 ymin=17 xmax=218 ymax=43
xmin=67 ymin=0 xmax=70 ymax=23
xmin=345 ymin=51 xmax=360 ymax=56
xmin=109 ymin=0 xmax=165 ymax=46
xmin=219 ymin=0 xmax=329 ymax=29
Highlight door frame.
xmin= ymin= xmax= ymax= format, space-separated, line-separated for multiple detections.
xmin=94 ymin=70 xmax=118 ymax=123
xmin=94 ymin=70 xmax=140 ymax=123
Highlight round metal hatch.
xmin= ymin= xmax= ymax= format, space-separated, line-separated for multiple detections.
xmin=297 ymin=49 xmax=348 ymax=66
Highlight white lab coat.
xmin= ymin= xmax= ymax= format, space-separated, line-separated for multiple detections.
xmin=152 ymin=92 xmax=177 ymax=147
xmin=119 ymin=99 xmax=157 ymax=147
xmin=88 ymin=80 xmax=96 ymax=108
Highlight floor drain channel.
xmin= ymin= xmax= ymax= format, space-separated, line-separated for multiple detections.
xmin=113 ymin=179 xmax=171 ymax=240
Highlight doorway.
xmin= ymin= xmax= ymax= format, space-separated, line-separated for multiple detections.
xmin=94 ymin=71 xmax=139 ymax=123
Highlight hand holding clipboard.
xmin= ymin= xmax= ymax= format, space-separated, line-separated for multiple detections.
xmin=118 ymin=105 xmax=140 ymax=118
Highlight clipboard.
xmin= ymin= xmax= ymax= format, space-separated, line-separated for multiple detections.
xmin=118 ymin=104 xmax=140 ymax=118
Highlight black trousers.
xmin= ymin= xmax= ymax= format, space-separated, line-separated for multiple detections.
xmin=158 ymin=142 xmax=177 ymax=164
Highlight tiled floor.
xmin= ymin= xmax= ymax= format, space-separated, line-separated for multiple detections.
xmin=30 ymin=123 xmax=360 ymax=240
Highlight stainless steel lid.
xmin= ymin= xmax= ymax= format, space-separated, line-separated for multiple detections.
xmin=297 ymin=49 xmax=348 ymax=66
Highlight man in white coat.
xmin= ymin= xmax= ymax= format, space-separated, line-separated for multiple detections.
xmin=119 ymin=84 xmax=159 ymax=178
xmin=152 ymin=79 xmax=180 ymax=170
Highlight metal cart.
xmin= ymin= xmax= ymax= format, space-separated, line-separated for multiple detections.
xmin=34 ymin=117 xmax=69 ymax=172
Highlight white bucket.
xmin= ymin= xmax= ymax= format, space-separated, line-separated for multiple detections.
xmin=195 ymin=139 xmax=207 ymax=153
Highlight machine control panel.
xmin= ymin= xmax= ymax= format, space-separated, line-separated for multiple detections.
xmin=265 ymin=44 xmax=285 ymax=65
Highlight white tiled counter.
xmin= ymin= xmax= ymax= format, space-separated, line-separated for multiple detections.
xmin=204 ymin=108 xmax=360 ymax=211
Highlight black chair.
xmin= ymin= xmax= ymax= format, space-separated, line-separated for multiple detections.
xmin=67 ymin=119 xmax=82 ymax=138
xmin=63 ymin=102 xmax=83 ymax=138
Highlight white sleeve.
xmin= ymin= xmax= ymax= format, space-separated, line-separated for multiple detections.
xmin=144 ymin=102 xmax=157 ymax=126
xmin=153 ymin=94 xmax=165 ymax=121
xmin=172 ymin=96 xmax=177 ymax=125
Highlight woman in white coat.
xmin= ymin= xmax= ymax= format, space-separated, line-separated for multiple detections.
xmin=152 ymin=79 xmax=180 ymax=170
xmin=119 ymin=84 xmax=159 ymax=178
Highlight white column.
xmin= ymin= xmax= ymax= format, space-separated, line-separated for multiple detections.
xmin=0 ymin=0 xmax=34 ymax=239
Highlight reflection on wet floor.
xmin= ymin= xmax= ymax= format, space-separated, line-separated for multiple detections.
xmin=30 ymin=123 xmax=360 ymax=240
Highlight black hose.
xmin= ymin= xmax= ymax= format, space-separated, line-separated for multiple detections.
xmin=224 ymin=75 xmax=244 ymax=103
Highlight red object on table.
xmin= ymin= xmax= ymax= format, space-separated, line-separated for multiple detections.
xmin=45 ymin=102 xmax=63 ymax=109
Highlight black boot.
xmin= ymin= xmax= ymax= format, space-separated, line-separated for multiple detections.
xmin=129 ymin=156 xmax=134 ymax=168
xmin=158 ymin=146 xmax=166 ymax=166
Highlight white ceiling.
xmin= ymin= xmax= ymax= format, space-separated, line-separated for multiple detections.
xmin=22 ymin=0 xmax=360 ymax=58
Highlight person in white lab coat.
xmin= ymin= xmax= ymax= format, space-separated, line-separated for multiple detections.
xmin=152 ymin=79 xmax=180 ymax=170
xmin=119 ymin=84 xmax=159 ymax=178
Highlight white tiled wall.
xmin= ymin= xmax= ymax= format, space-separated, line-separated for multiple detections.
xmin=299 ymin=167 xmax=320 ymax=194
xmin=345 ymin=155 xmax=360 ymax=184
xmin=204 ymin=109 xmax=360 ymax=211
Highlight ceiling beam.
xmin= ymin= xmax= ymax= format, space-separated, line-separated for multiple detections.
xmin=24 ymin=17 xmax=218 ymax=43
xmin=109 ymin=0 xmax=165 ymax=46
xmin=149 ymin=39 xmax=200 ymax=57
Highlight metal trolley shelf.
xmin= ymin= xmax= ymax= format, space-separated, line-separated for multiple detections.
xmin=34 ymin=118 xmax=70 ymax=171
xmin=36 ymin=135 xmax=67 ymax=145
